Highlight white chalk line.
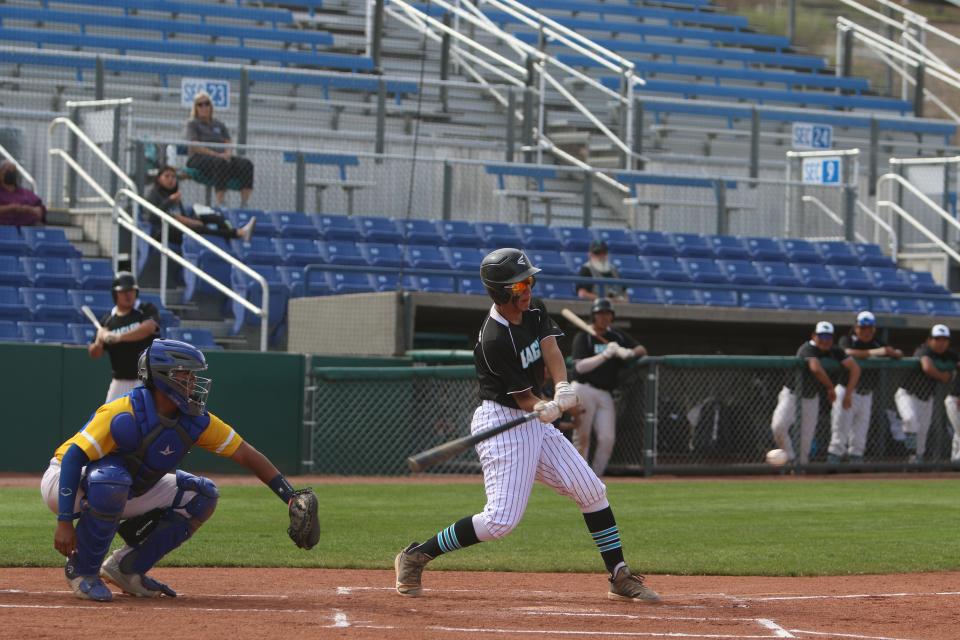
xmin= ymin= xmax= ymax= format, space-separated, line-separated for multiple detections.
xmin=0 ymin=588 xmax=290 ymax=599
xmin=429 ymin=627 xmax=783 ymax=638
xmin=0 ymin=603 xmax=309 ymax=613
xmin=756 ymin=619 xmax=795 ymax=638
xmin=789 ymin=630 xmax=921 ymax=640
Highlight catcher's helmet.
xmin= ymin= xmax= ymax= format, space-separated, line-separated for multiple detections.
xmin=480 ymin=248 xmax=541 ymax=304
xmin=138 ymin=339 xmax=211 ymax=416
xmin=111 ymin=271 xmax=139 ymax=302
xmin=591 ymin=298 xmax=615 ymax=318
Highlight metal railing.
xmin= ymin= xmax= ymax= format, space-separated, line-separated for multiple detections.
xmin=47 ymin=115 xmax=136 ymax=209
xmin=876 ymin=172 xmax=960 ymax=268
xmin=0 ymin=142 xmax=36 ymax=192
xmin=784 ymin=148 xmax=861 ymax=240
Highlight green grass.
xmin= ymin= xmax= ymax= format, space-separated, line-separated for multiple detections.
xmin=4 ymin=479 xmax=958 ymax=576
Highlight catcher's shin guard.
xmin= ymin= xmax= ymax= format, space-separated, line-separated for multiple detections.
xmin=74 ymin=460 xmax=132 ymax=575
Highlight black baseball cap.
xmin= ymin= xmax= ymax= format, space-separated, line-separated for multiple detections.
xmin=589 ymin=240 xmax=609 ymax=254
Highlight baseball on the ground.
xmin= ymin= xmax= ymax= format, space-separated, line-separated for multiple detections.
xmin=765 ymin=448 xmax=789 ymax=466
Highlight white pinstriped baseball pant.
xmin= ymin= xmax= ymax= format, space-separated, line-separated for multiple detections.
xmin=770 ymin=387 xmax=819 ymax=464
xmin=829 ymin=385 xmax=872 ymax=458
xmin=470 ymin=400 xmax=609 ymax=541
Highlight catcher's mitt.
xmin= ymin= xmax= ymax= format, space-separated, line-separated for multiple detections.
xmin=287 ymin=488 xmax=320 ymax=550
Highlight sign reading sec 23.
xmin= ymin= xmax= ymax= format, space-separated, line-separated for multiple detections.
xmin=181 ymin=79 xmax=230 ymax=109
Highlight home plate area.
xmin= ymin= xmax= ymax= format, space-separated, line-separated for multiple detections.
xmin=1 ymin=568 xmax=957 ymax=640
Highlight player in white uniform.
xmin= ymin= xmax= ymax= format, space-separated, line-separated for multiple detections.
xmin=394 ymin=248 xmax=660 ymax=603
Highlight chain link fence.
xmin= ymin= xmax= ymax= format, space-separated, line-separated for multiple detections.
xmin=307 ymin=356 xmax=960 ymax=476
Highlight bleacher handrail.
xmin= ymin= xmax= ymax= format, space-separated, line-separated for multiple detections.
xmin=800 ymin=195 xmax=868 ymax=244
xmin=876 ymin=172 xmax=960 ymax=267
xmin=113 ymin=188 xmax=271 ymax=352
xmin=855 ymin=199 xmax=897 ymax=261
xmin=46 ymin=116 xmax=136 ymax=208
xmin=0 ymin=142 xmax=36 ymax=192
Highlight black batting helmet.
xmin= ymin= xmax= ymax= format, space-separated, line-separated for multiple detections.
xmin=480 ymin=248 xmax=541 ymax=304
xmin=112 ymin=271 xmax=139 ymax=302
xmin=591 ymin=297 xmax=615 ymax=318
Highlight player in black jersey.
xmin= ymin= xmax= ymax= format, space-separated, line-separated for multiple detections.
xmin=88 ymin=272 xmax=161 ymax=402
xmin=395 ymin=248 xmax=660 ymax=603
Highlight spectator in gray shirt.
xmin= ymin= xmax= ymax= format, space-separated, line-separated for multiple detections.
xmin=184 ymin=91 xmax=254 ymax=207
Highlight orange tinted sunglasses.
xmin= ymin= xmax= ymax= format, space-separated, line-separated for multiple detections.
xmin=506 ymin=276 xmax=536 ymax=294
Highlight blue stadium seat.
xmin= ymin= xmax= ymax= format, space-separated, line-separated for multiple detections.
xmin=397 ymin=219 xmax=443 ymax=246
xmin=634 ymin=231 xmax=675 ymax=257
xmin=564 ymin=251 xmax=586 ymax=273
xmin=740 ymin=291 xmax=778 ymax=309
xmin=593 ymin=228 xmax=638 ymax=254
xmin=866 ymin=267 xmax=912 ymax=293
xmin=301 ymin=268 xmax=334 ymax=296
xmin=0 ymin=319 xmax=20 ymax=342
xmin=437 ymin=220 xmax=483 ymax=247
xmin=884 ymin=297 xmax=928 ymax=315
xmin=272 ymin=211 xmax=319 ymax=239
xmin=625 ymin=285 xmax=662 ymax=305
xmin=537 ymin=278 xmax=578 ymax=300
xmin=21 ymin=227 xmax=80 ymax=258
xmin=756 ymin=261 xmax=802 ymax=287
xmin=321 ymin=240 xmax=367 ymax=266
xmin=0 ymin=255 xmax=29 ymax=287
xmin=19 ymin=321 xmax=69 ymax=343
xmin=526 ymin=250 xmax=572 ymax=275
xmin=717 ymin=260 xmax=764 ymax=286
xmin=849 ymin=295 xmax=888 ymax=314
xmin=68 ymin=289 xmax=112 ymax=319
xmin=137 ymin=293 xmax=180 ymax=329
xmin=610 ymin=255 xmax=650 ymax=280
xmin=775 ymin=292 xmax=818 ymax=311
xmin=699 ymin=289 xmax=738 ymax=307
xmin=21 ymin=256 xmax=77 ymax=288
xmin=813 ymin=294 xmax=854 ymax=312
xmin=517 ymin=224 xmax=563 ymax=250
xmin=795 ymin=263 xmax=839 ymax=289
xmin=678 ymin=258 xmax=726 ymax=284
xmin=327 ymin=271 xmax=376 ymax=294
xmin=816 ymin=241 xmax=860 ymax=266
xmin=404 ymin=245 xmax=451 ymax=270
xmin=906 ymin=271 xmax=949 ymax=295
xmin=361 ymin=243 xmax=404 ymax=268
xmin=357 ymin=216 xmax=402 ymax=244
xmin=476 ymin=222 xmax=521 ymax=247
xmin=371 ymin=273 xmax=401 ymax=292
xmin=406 ymin=274 xmax=456 ymax=293
xmin=71 ymin=258 xmax=114 ymax=290
xmin=669 ymin=233 xmax=714 ymax=258
xmin=0 ymin=226 xmax=28 ymax=255
xmin=67 ymin=322 xmax=95 ymax=345
xmin=229 ymin=265 xmax=289 ymax=334
xmin=854 ymin=243 xmax=896 ymax=268
xmin=458 ymin=277 xmax=487 ymax=296
xmin=780 ymin=239 xmax=821 ymax=264
xmin=226 ymin=209 xmax=276 ymax=237
xmin=275 ymin=238 xmax=323 ymax=266
xmin=710 ymin=235 xmax=750 ymax=260
xmin=276 ymin=266 xmax=308 ymax=298
xmin=643 ymin=256 xmax=690 ymax=282
xmin=925 ymin=298 xmax=960 ymax=316
xmin=314 ymin=214 xmax=360 ymax=241
xmin=234 ymin=236 xmax=283 ymax=265
xmin=661 ymin=287 xmax=700 ymax=305
xmin=0 ymin=286 xmax=30 ymax=320
xmin=166 ymin=327 xmax=221 ymax=350
xmin=553 ymin=226 xmax=593 ymax=252
xmin=442 ymin=247 xmax=485 ymax=271
xmin=830 ymin=266 xmax=874 ymax=290
xmin=745 ymin=237 xmax=787 ymax=262
xmin=20 ymin=287 xmax=78 ymax=322
xmin=181 ymin=235 xmax=234 ymax=301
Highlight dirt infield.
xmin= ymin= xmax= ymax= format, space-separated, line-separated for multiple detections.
xmin=1 ymin=567 xmax=957 ymax=640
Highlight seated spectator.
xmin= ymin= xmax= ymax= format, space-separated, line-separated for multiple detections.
xmin=145 ymin=165 xmax=255 ymax=245
xmin=0 ymin=161 xmax=45 ymax=226
xmin=576 ymin=240 xmax=627 ymax=302
xmin=184 ymin=91 xmax=254 ymax=207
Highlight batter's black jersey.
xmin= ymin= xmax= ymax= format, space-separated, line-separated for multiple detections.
xmin=571 ymin=329 xmax=639 ymax=391
xmin=838 ymin=334 xmax=885 ymax=393
xmin=99 ymin=301 xmax=161 ymax=379
xmin=474 ymin=304 xmax=564 ymax=409
xmin=788 ymin=341 xmax=851 ymax=398
xmin=901 ymin=344 xmax=959 ymax=400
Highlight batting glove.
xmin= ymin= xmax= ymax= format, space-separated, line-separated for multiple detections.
xmin=534 ymin=400 xmax=562 ymax=424
xmin=553 ymin=381 xmax=578 ymax=411
xmin=616 ymin=346 xmax=635 ymax=360
xmin=602 ymin=342 xmax=621 ymax=360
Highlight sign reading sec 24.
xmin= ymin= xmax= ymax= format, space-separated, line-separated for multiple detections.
xmin=181 ymin=79 xmax=230 ymax=109
xmin=792 ymin=122 xmax=833 ymax=150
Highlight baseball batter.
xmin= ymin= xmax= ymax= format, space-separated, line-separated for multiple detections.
xmin=894 ymin=324 xmax=958 ymax=462
xmin=571 ymin=298 xmax=646 ymax=476
xmin=88 ymin=272 xmax=161 ymax=403
xmin=394 ymin=248 xmax=659 ymax=603
xmin=828 ymin=311 xmax=903 ymax=464
xmin=41 ymin=339 xmax=307 ymax=602
xmin=770 ymin=321 xmax=860 ymax=464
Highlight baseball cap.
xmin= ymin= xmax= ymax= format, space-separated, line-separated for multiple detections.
xmin=931 ymin=324 xmax=951 ymax=338
xmin=589 ymin=240 xmax=609 ymax=254
xmin=856 ymin=310 xmax=876 ymax=327
xmin=815 ymin=321 xmax=834 ymax=336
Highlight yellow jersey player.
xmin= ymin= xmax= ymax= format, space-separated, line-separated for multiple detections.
xmin=40 ymin=338 xmax=310 ymax=602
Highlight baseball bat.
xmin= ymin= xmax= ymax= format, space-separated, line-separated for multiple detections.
xmin=560 ymin=308 xmax=607 ymax=344
xmin=407 ymin=410 xmax=540 ymax=472
xmin=80 ymin=305 xmax=102 ymax=330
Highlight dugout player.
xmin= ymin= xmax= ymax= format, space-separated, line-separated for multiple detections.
xmin=770 ymin=321 xmax=860 ymax=465
xmin=41 ymin=338 xmax=308 ymax=602
xmin=394 ymin=248 xmax=660 ymax=603
xmin=571 ymin=298 xmax=646 ymax=476
xmin=894 ymin=324 xmax=959 ymax=463
xmin=88 ymin=272 xmax=161 ymax=403
xmin=827 ymin=311 xmax=902 ymax=464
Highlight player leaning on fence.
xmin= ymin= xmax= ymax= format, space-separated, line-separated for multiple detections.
xmin=770 ymin=321 xmax=860 ymax=465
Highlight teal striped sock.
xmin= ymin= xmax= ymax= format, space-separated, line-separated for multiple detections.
xmin=584 ymin=507 xmax=625 ymax=574
xmin=414 ymin=516 xmax=480 ymax=558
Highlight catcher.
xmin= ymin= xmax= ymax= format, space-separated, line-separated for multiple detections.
xmin=39 ymin=338 xmax=319 ymax=602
